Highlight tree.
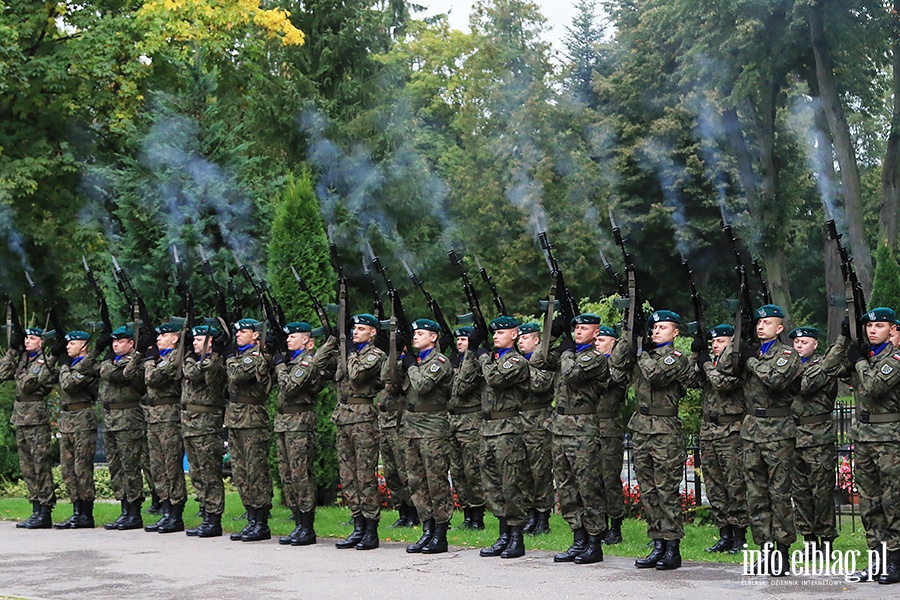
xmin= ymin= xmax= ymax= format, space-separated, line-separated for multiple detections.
xmin=562 ymin=0 xmax=606 ymax=106
xmin=869 ymin=241 xmax=900 ymax=311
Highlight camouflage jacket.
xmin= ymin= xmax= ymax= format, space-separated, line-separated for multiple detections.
xmin=274 ymin=348 xmax=321 ymax=433
xmin=0 ymin=348 xmax=55 ymax=427
xmin=315 ymin=335 xmax=339 ymax=383
xmin=479 ymin=347 xmax=529 ymax=437
xmin=332 ymin=342 xmax=385 ymax=427
xmin=401 ymin=348 xmax=452 ymax=439
xmin=694 ymin=355 xmax=745 ymax=441
xmin=611 ymin=339 xmax=690 ymax=436
xmin=142 ymin=349 xmax=183 ymax=425
xmin=551 ymin=344 xmax=610 ymax=437
xmin=98 ymin=351 xmax=146 ymax=432
xmin=377 ymin=358 xmax=404 ymax=430
xmin=450 ymin=351 xmax=485 ymax=410
xmin=57 ymin=355 xmax=99 ymax=433
xmin=225 ymin=343 xmax=272 ymax=429
xmin=791 ymin=356 xmax=837 ymax=448
xmin=521 ymin=349 xmax=555 ymax=434
xmin=181 ymin=352 xmax=226 ymax=437
xmin=597 ymin=365 xmax=629 ymax=439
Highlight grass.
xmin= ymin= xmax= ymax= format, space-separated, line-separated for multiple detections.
xmin=0 ymin=494 xmax=870 ymax=564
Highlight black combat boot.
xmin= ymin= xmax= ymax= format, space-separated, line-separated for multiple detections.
xmin=480 ymin=517 xmax=509 ymax=557
xmin=407 ymin=518 xmax=435 ymax=553
xmin=335 ymin=514 xmax=365 ymax=549
xmin=231 ymin=507 xmax=255 ymax=541
xmin=422 ymin=521 xmax=449 ymax=554
xmin=729 ymin=527 xmax=747 ymax=554
xmin=635 ymin=539 xmax=667 ymax=568
xmin=803 ymin=533 xmax=819 ymax=560
xmin=500 ymin=525 xmax=525 ymax=559
xmin=459 ymin=507 xmax=474 ymax=530
xmin=242 ymin=506 xmax=271 ymax=541
xmin=117 ymin=499 xmax=144 ymax=530
xmin=554 ymin=528 xmax=588 ymax=562
xmin=186 ymin=513 xmax=204 ymax=537
xmin=469 ymin=505 xmax=485 ymax=530
xmin=574 ymin=533 xmax=604 ymax=564
xmin=391 ymin=503 xmax=408 ymax=528
xmin=878 ymin=549 xmax=900 ymax=584
xmin=144 ymin=499 xmax=170 ymax=532
xmin=522 ymin=508 xmax=538 ymax=534
xmin=18 ymin=501 xmax=41 ymax=529
xmin=851 ymin=551 xmax=883 ymax=582
xmin=355 ymin=517 xmax=379 ymax=550
xmin=158 ymin=502 xmax=185 ymax=533
xmin=24 ymin=504 xmax=53 ymax=529
xmin=280 ymin=510 xmax=303 ymax=545
xmin=705 ymin=526 xmax=733 ymax=553
xmin=54 ymin=500 xmax=79 ymax=529
xmin=406 ymin=506 xmax=420 ymax=527
xmin=531 ymin=510 xmax=551 ymax=535
xmin=656 ymin=539 xmax=682 ymax=570
xmin=198 ymin=512 xmax=222 ymax=538
xmin=73 ymin=500 xmax=94 ymax=529
xmin=770 ymin=542 xmax=790 ymax=577
xmin=602 ymin=517 xmax=623 ymax=545
xmin=291 ymin=511 xmax=316 ymax=546
xmin=105 ymin=500 xmax=128 ymax=530
xmin=148 ymin=492 xmax=162 ymax=514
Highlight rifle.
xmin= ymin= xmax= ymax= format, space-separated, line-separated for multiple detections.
xmin=170 ymin=245 xmax=195 ymax=368
xmin=473 ymin=255 xmax=507 ymax=316
xmin=112 ymin=255 xmax=152 ymax=344
xmin=682 ymin=256 xmax=703 ymax=338
xmin=447 ymin=249 xmax=489 ymax=346
xmin=403 ymin=259 xmax=453 ymax=351
xmin=328 ymin=229 xmax=348 ymax=387
xmin=291 ymin=265 xmax=333 ymax=337
xmin=721 ymin=218 xmax=755 ymax=344
xmin=599 ymin=246 xmax=628 ymax=299
xmin=198 ymin=245 xmax=230 ymax=325
xmin=609 ymin=210 xmax=644 ymax=353
xmin=827 ymin=220 xmax=867 ymax=344
xmin=237 ymin=261 xmax=281 ymax=351
xmin=83 ymin=256 xmax=113 ymax=335
xmin=538 ymin=231 xmax=580 ymax=339
xmin=367 ymin=241 xmax=411 ymax=342
xmin=751 ymin=258 xmax=771 ymax=305
xmin=2 ymin=283 xmax=25 ymax=349
xmin=24 ymin=269 xmax=64 ymax=339
xmin=226 ymin=271 xmax=242 ymax=322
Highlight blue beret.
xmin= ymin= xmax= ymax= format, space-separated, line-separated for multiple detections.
xmin=708 ymin=324 xmax=734 ymax=339
xmin=283 ymin=321 xmax=312 ymax=334
xmin=789 ymin=327 xmax=819 ymax=340
xmin=489 ymin=316 xmax=520 ymax=332
xmin=650 ymin=310 xmax=681 ymax=324
xmin=860 ymin=307 xmax=897 ymax=324
xmin=756 ymin=304 xmax=785 ymax=319
xmin=351 ymin=314 xmax=379 ymax=328
xmin=518 ymin=322 xmax=541 ymax=335
xmin=65 ymin=330 xmax=91 ymax=342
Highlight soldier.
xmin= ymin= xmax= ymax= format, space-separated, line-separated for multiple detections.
xmin=99 ymin=326 xmax=147 ymax=530
xmin=823 ymin=308 xmax=900 ymax=583
xmin=478 ymin=316 xmax=530 ymax=560
xmin=611 ymin=310 xmax=691 ymax=570
xmin=225 ymin=318 xmax=274 ymax=542
xmin=53 ymin=330 xmax=101 ymax=529
xmin=692 ymin=324 xmax=748 ymax=554
xmin=181 ymin=325 xmax=227 ymax=538
xmin=720 ymin=304 xmax=802 ymax=576
xmin=141 ymin=322 xmax=187 ymax=534
xmin=892 ymin=320 xmax=900 ymax=348
xmin=789 ymin=327 xmax=838 ymax=556
xmin=516 ymin=322 xmax=555 ymax=536
xmin=549 ymin=314 xmax=610 ymax=565
xmin=594 ymin=326 xmax=629 ymax=545
xmin=448 ymin=326 xmax=486 ymax=530
xmin=378 ymin=338 xmax=417 ymax=529
xmin=333 ymin=314 xmax=386 ymax=551
xmin=402 ymin=319 xmax=455 ymax=555
xmin=0 ymin=325 xmax=57 ymax=529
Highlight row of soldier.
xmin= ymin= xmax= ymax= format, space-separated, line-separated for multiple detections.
xmin=4 ymin=300 xmax=900 ymax=580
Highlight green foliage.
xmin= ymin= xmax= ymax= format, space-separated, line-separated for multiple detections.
xmin=869 ymin=241 xmax=900 ymax=312
xmin=0 ymin=386 xmax=20 ymax=481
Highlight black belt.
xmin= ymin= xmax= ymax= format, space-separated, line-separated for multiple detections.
xmin=557 ymin=406 xmax=595 ymax=416
xmin=379 ymin=404 xmax=402 ymax=413
xmin=859 ymin=411 xmax=900 ymax=424
xmin=229 ymin=395 xmax=267 ymax=406
xmin=62 ymin=402 xmax=93 ymax=412
xmin=794 ymin=413 xmax=831 ymax=425
xmin=706 ymin=414 xmax=743 ymax=424
xmin=406 ymin=403 xmax=446 ymax=413
xmin=750 ymin=407 xmax=790 ymax=418
xmin=103 ymin=401 xmax=140 ymax=410
xmin=143 ymin=399 xmax=180 ymax=407
xmin=483 ymin=410 xmax=519 ymax=420
xmin=340 ymin=396 xmax=374 ymax=405
xmin=522 ymin=401 xmax=552 ymax=412
xmin=279 ymin=405 xmax=316 ymax=414
xmin=449 ymin=405 xmax=481 ymax=416
xmin=639 ymin=406 xmax=678 ymax=417
xmin=184 ymin=403 xmax=223 ymax=414
xmin=16 ymin=395 xmax=44 ymax=403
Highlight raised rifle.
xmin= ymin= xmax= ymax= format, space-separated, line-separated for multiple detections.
xmin=291 ymin=265 xmax=333 ymax=337
xmin=403 ymin=259 xmax=453 ymax=352
xmin=827 ymin=219 xmax=867 ymax=344
xmin=473 ymin=255 xmax=507 ymax=316
xmin=112 ymin=255 xmax=152 ymax=344
xmin=24 ymin=269 xmax=64 ymax=339
xmin=751 ymin=258 xmax=771 ymax=306
xmin=721 ymin=216 xmax=755 ymax=369
xmin=83 ymin=255 xmax=113 ymax=335
xmin=448 ymin=249 xmax=489 ymax=347
xmin=682 ymin=255 xmax=703 ymax=339
xmin=198 ymin=245 xmax=231 ymax=326
xmin=170 ymin=245 xmax=195 ymax=368
xmin=328 ymin=229 xmax=348 ymax=387
xmin=2 ymin=282 xmax=25 ymax=350
xmin=609 ymin=209 xmax=644 ymax=353
xmin=367 ymin=241 xmax=411 ymax=342
xmin=538 ymin=231 xmax=580 ymax=340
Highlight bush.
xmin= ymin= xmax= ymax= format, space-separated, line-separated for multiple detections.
xmin=0 ymin=386 xmax=20 ymax=481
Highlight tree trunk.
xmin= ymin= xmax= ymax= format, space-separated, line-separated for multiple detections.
xmin=880 ymin=0 xmax=900 ymax=251
xmin=808 ymin=0 xmax=874 ymax=297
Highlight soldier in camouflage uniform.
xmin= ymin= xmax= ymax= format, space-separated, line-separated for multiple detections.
xmin=0 ymin=325 xmax=57 ymax=529
xmin=225 ymin=318 xmax=274 ymax=542
xmin=594 ymin=326 xmax=629 ymax=545
xmin=719 ymin=304 xmax=802 ymax=576
xmin=333 ymin=313 xmax=386 ymax=550
xmin=181 ymin=325 xmax=227 ymax=538
xmin=611 ymin=310 xmax=692 ymax=570
xmin=53 ymin=330 xmax=101 ymax=529
xmin=822 ymin=308 xmax=900 ymax=583
xmin=478 ymin=316 xmax=530 ymax=560
xmin=378 ymin=346 xmax=417 ymax=528
xmin=548 ymin=314 xmax=610 ymax=565
xmin=516 ymin=322 xmax=555 ymax=536
xmin=448 ymin=326 xmax=486 ymax=530
xmin=401 ymin=319 xmax=455 ymax=555
xmin=789 ymin=327 xmax=838 ymax=555
xmin=99 ymin=326 xmax=147 ymax=530
xmin=691 ymin=324 xmax=748 ymax=554
xmin=141 ymin=322 xmax=187 ymax=534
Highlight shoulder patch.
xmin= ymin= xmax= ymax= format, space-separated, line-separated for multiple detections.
xmin=580 ymin=354 xmax=593 ymax=362
xmin=37 ymin=359 xmax=45 ymax=365
xmin=783 ymin=349 xmax=793 ymax=355
xmin=294 ymin=370 xmax=305 ymax=378
xmin=300 ymin=361 xmax=310 ymax=367
xmin=894 ymin=354 xmax=900 ymax=361
xmin=158 ymin=360 xmax=167 ymax=368
xmin=75 ymin=373 xmax=84 ymax=379
xmin=32 ymin=366 xmax=41 ymax=374
xmin=776 ymin=357 xmax=789 ymax=367
xmin=593 ymin=350 xmax=602 ymax=356
xmin=242 ymin=357 xmax=253 ymax=365
xmin=367 ymin=354 xmax=377 ymax=362
xmin=663 ymin=356 xmax=676 ymax=366
xmin=882 ymin=364 xmax=894 ymax=376
xmin=429 ymin=363 xmax=441 ymax=373
xmin=502 ymin=361 xmax=513 ymax=369
xmin=510 ymin=357 xmax=520 ymax=362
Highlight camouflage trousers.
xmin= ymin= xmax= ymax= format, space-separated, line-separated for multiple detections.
xmin=448 ymin=415 xmax=484 ymax=508
xmin=855 ymin=440 xmax=900 ymax=551
xmin=276 ymin=429 xmax=317 ymax=513
xmin=792 ymin=443 xmax=836 ymax=539
xmin=379 ymin=425 xmax=410 ymax=506
xmin=141 ymin=433 xmax=154 ymax=498
xmin=15 ymin=424 xmax=55 ymax=506
xmin=336 ymin=421 xmax=380 ymax=520
xmin=146 ymin=420 xmax=187 ymax=505
xmin=106 ymin=427 xmax=145 ymax=503
xmin=744 ymin=437 xmax=796 ymax=546
xmin=599 ymin=434 xmax=625 ymax=520
xmin=59 ymin=429 xmax=97 ymax=502
xmin=701 ymin=432 xmax=748 ymax=529
xmin=632 ymin=431 xmax=684 ymax=540
xmin=522 ymin=424 xmax=554 ymax=512
xmin=184 ymin=433 xmax=225 ymax=515
xmin=228 ymin=427 xmax=273 ymax=510
xmin=479 ymin=433 xmax=528 ymax=526
xmin=553 ymin=434 xmax=605 ymax=535
xmin=404 ymin=436 xmax=454 ymax=524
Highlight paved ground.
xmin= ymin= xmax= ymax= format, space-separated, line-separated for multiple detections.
xmin=0 ymin=522 xmax=891 ymax=600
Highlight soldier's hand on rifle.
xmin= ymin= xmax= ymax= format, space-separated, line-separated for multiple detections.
xmin=212 ymin=331 xmax=228 ymax=355
xmin=143 ymin=345 xmax=159 ymax=362
xmin=840 ymin=316 xmax=851 ymax=338
xmin=690 ymin=335 xmax=706 ymax=354
xmin=93 ymin=332 xmax=112 ymax=356
xmin=847 ymin=343 xmax=867 ymax=365
xmin=697 ymin=350 xmax=711 ymax=367
xmin=138 ymin=332 xmax=156 ymax=354
xmin=558 ymin=337 xmax=576 ymax=354
xmin=550 ymin=316 xmax=567 ymax=339
xmin=739 ymin=343 xmax=758 ymax=365
xmin=468 ymin=327 xmax=483 ymax=350
xmin=265 ymin=333 xmax=282 ymax=356
xmin=345 ymin=337 xmax=357 ymax=356
xmin=400 ymin=352 xmax=416 ymax=372
xmin=50 ymin=336 xmax=67 ymax=358
xmin=9 ymin=328 xmax=24 ymax=352
xmin=741 ymin=314 xmax=754 ymax=339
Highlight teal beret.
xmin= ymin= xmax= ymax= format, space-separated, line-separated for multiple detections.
xmin=191 ymin=325 xmax=219 ymax=337
xmin=234 ymin=318 xmax=262 ymax=332
xmin=650 ymin=310 xmax=681 ymax=324
xmin=351 ymin=314 xmax=379 ymax=328
xmin=597 ymin=325 xmax=618 ymax=338
xmin=789 ymin=326 xmax=819 ymax=340
xmin=756 ymin=304 xmax=785 ymax=319
xmin=283 ymin=321 xmax=312 ymax=334
xmin=65 ymin=330 xmax=91 ymax=342
xmin=110 ymin=326 xmax=134 ymax=339
xmin=411 ymin=319 xmax=441 ymax=333
xmin=155 ymin=322 xmax=180 ymax=334
xmin=572 ymin=313 xmax=601 ymax=326
xmin=518 ymin=322 xmax=541 ymax=335
xmin=708 ymin=324 xmax=734 ymax=339
xmin=454 ymin=326 xmax=474 ymax=338
xmin=24 ymin=327 xmax=44 ymax=337
xmin=489 ymin=316 xmax=520 ymax=332
xmin=310 ymin=326 xmax=325 ymax=338
xmin=860 ymin=307 xmax=897 ymax=323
